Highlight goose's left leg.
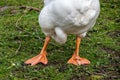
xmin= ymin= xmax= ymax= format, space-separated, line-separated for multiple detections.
xmin=25 ymin=36 xmax=50 ymax=66
xmin=67 ymin=36 xmax=90 ymax=65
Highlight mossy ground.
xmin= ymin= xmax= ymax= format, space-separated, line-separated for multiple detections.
xmin=0 ymin=0 xmax=120 ymax=80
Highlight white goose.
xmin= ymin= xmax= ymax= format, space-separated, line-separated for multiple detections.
xmin=25 ymin=0 xmax=100 ymax=66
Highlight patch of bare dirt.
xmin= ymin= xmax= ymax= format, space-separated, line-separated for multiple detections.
xmin=107 ymin=30 xmax=120 ymax=38
xmin=102 ymin=46 xmax=120 ymax=57
xmin=101 ymin=46 xmax=120 ymax=80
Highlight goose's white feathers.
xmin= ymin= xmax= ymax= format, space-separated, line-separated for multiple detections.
xmin=39 ymin=0 xmax=100 ymax=44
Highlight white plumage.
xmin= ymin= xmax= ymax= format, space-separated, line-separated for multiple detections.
xmin=39 ymin=0 xmax=100 ymax=44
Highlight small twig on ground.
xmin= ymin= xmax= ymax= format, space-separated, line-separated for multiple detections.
xmin=0 ymin=6 xmax=14 ymax=12
xmin=19 ymin=6 xmax=40 ymax=12
xmin=15 ymin=41 xmax=21 ymax=55
xmin=0 ymin=6 xmax=40 ymax=12
xmin=15 ymin=14 xmax=25 ymax=30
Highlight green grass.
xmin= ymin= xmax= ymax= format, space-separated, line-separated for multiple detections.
xmin=0 ymin=0 xmax=120 ymax=80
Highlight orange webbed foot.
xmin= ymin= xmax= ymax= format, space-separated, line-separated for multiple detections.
xmin=67 ymin=53 xmax=90 ymax=65
xmin=25 ymin=51 xmax=48 ymax=66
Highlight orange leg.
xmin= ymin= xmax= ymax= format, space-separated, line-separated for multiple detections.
xmin=67 ymin=36 xmax=90 ymax=65
xmin=25 ymin=36 xmax=50 ymax=66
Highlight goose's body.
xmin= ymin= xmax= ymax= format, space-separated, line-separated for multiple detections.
xmin=39 ymin=0 xmax=100 ymax=43
xmin=25 ymin=0 xmax=100 ymax=66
